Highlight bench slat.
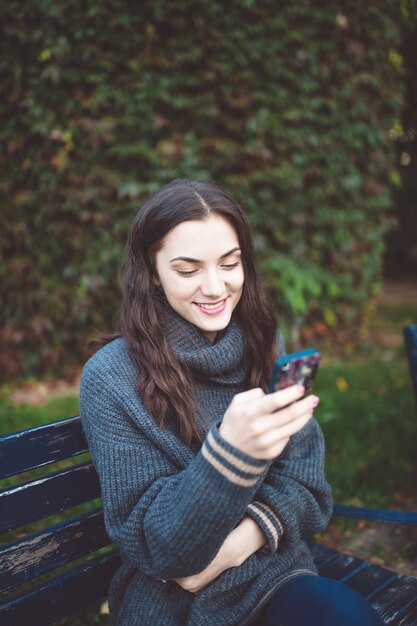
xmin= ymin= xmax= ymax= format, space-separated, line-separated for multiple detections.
xmin=0 ymin=416 xmax=87 ymax=479
xmin=370 ymin=576 xmax=417 ymax=624
xmin=313 ymin=546 xmax=417 ymax=624
xmin=344 ymin=564 xmax=398 ymax=600
xmin=316 ymin=552 xmax=367 ymax=581
xmin=0 ymin=550 xmax=121 ymax=626
xmin=396 ymin=600 xmax=417 ymax=626
xmin=0 ymin=508 xmax=111 ymax=593
xmin=311 ymin=544 xmax=347 ymax=569
xmin=0 ymin=461 xmax=101 ymax=533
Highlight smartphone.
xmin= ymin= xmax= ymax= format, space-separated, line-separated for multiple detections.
xmin=268 ymin=348 xmax=321 ymax=395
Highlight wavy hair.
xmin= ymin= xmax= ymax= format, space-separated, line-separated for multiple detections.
xmin=91 ymin=179 xmax=278 ymax=446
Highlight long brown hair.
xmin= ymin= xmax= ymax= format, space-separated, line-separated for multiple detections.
xmin=91 ymin=179 xmax=277 ymax=446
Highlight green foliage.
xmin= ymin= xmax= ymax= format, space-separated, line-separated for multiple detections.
xmin=0 ymin=0 xmax=403 ymax=377
xmin=316 ymin=357 xmax=417 ymax=506
xmin=385 ymin=0 xmax=417 ymax=277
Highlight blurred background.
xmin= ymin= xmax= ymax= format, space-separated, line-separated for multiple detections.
xmin=1 ymin=2 xmax=416 ymax=623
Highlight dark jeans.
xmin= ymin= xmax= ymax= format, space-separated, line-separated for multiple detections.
xmin=250 ymin=575 xmax=385 ymax=626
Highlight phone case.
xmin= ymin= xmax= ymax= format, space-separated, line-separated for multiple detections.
xmin=268 ymin=348 xmax=321 ymax=394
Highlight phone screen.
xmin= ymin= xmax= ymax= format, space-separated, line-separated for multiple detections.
xmin=268 ymin=349 xmax=321 ymax=395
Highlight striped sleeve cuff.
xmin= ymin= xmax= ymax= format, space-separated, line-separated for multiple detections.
xmin=200 ymin=424 xmax=267 ymax=488
xmin=247 ymin=501 xmax=285 ymax=552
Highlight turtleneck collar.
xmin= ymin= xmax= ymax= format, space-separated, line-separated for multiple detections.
xmin=162 ymin=302 xmax=249 ymax=386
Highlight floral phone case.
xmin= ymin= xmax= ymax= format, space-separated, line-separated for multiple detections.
xmin=268 ymin=349 xmax=321 ymax=395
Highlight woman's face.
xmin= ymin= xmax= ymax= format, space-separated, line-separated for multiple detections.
xmin=155 ymin=214 xmax=244 ymax=342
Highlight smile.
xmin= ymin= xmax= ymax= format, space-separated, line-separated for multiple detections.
xmin=194 ymin=298 xmax=228 ymax=315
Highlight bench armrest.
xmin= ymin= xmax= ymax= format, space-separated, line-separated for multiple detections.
xmin=332 ymin=503 xmax=417 ymax=526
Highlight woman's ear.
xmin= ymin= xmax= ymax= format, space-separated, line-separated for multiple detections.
xmin=151 ymin=272 xmax=160 ymax=287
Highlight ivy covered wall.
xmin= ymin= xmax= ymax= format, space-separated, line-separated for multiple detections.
xmin=0 ymin=1 xmax=403 ymax=378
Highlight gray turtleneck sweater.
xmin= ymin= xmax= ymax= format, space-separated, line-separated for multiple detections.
xmin=79 ymin=308 xmax=332 ymax=626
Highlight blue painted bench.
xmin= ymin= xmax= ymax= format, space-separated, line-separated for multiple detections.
xmin=1 ymin=325 xmax=416 ymax=626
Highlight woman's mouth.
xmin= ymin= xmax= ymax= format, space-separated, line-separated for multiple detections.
xmin=194 ymin=298 xmax=228 ymax=316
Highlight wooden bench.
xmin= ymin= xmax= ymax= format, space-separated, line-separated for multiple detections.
xmin=1 ymin=325 xmax=416 ymax=626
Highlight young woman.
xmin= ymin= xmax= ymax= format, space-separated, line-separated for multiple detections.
xmin=80 ymin=179 xmax=384 ymax=626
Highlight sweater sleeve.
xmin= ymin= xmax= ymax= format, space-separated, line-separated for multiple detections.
xmin=245 ymin=329 xmax=331 ymax=553
xmin=79 ymin=361 xmax=267 ymax=580
xmin=246 ymin=417 xmax=333 ymax=553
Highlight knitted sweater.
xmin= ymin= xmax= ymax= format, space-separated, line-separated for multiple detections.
xmin=79 ymin=307 xmax=332 ymax=626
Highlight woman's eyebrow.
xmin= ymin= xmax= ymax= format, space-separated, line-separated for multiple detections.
xmin=170 ymin=247 xmax=241 ymax=263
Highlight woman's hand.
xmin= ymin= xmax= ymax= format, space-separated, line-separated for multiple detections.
xmin=219 ymin=385 xmax=319 ymax=460
xmin=173 ymin=542 xmax=234 ymax=594
xmin=173 ymin=516 xmax=267 ymax=594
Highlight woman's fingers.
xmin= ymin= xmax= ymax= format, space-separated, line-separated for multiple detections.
xmin=230 ymin=384 xmax=303 ymax=417
xmin=245 ymin=384 xmax=306 ymax=417
xmin=232 ymin=387 xmax=265 ymax=404
xmin=239 ymin=391 xmax=317 ymax=433
xmin=264 ymin=410 xmax=313 ymax=446
xmin=256 ymin=411 xmax=314 ymax=459
xmin=245 ymin=395 xmax=318 ymax=458
xmin=263 ymin=394 xmax=319 ymax=429
xmin=221 ymin=385 xmax=320 ymax=460
xmin=232 ymin=386 xmax=318 ymax=429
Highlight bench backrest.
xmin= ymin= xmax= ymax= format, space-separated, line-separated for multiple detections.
xmin=0 ymin=417 xmax=120 ymax=626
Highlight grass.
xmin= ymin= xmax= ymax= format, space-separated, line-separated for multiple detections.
xmin=0 ymin=393 xmax=79 ymax=434
xmin=313 ymin=293 xmax=417 ymax=575
xmin=1 ymin=287 xmax=416 ymax=623
xmin=316 ymin=354 xmax=416 ymax=507
xmin=315 ymin=295 xmax=417 ymax=507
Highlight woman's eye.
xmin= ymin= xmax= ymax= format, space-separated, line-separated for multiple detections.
xmin=176 ymin=269 xmax=198 ymax=276
xmin=222 ymin=261 xmax=240 ymax=270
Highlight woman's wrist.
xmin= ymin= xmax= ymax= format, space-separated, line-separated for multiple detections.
xmin=174 ymin=515 xmax=268 ymax=593
xmin=225 ymin=516 xmax=268 ymax=568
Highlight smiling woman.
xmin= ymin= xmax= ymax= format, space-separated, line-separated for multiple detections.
xmin=98 ymin=179 xmax=279 ymax=447
xmin=155 ymin=216 xmax=244 ymax=343
xmin=80 ymin=179 xmax=383 ymax=626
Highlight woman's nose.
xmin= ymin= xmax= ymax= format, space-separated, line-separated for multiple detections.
xmin=200 ymin=270 xmax=225 ymax=297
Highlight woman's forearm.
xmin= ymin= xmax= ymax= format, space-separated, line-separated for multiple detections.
xmin=226 ymin=515 xmax=268 ymax=566
xmin=174 ymin=516 xmax=267 ymax=593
